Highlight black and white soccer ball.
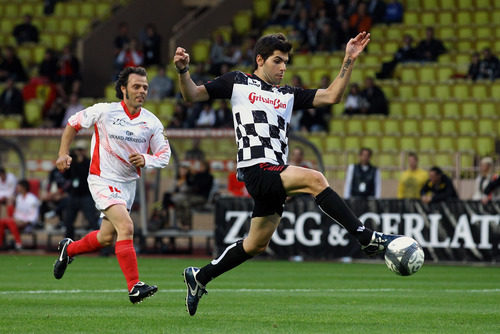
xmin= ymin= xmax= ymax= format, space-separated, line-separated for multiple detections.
xmin=384 ymin=236 xmax=424 ymax=276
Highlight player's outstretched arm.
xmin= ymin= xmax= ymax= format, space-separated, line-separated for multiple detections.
xmin=174 ymin=47 xmax=210 ymax=102
xmin=312 ymin=32 xmax=370 ymax=107
xmin=56 ymin=124 xmax=77 ymax=172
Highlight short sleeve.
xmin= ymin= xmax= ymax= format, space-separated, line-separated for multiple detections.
xmin=293 ymin=87 xmax=317 ymax=110
xmin=204 ymin=72 xmax=236 ymax=100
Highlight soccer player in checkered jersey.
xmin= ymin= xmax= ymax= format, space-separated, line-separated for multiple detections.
xmin=175 ymin=32 xmax=400 ymax=316
xmin=53 ymin=67 xmax=170 ymax=304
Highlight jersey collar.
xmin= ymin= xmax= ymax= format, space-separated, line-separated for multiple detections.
xmin=121 ymin=100 xmax=141 ymax=120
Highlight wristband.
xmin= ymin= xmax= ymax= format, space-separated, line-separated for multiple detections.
xmin=176 ymin=65 xmax=189 ymax=74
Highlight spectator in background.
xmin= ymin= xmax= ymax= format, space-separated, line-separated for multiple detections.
xmin=317 ymin=23 xmax=338 ymax=52
xmin=12 ymin=15 xmax=39 ymax=45
xmin=336 ymin=19 xmax=352 ymax=50
xmin=60 ymin=93 xmax=84 ymax=127
xmin=190 ymin=63 xmax=210 ymax=85
xmin=63 ymin=141 xmax=99 ymax=239
xmin=0 ymin=179 xmax=40 ymax=250
xmin=57 ymin=45 xmax=81 ymax=95
xmin=39 ymin=49 xmax=59 ymax=83
xmin=472 ymin=157 xmax=497 ymax=203
xmin=397 ymin=152 xmax=428 ymax=199
xmin=303 ymin=20 xmax=319 ymax=52
xmin=295 ymin=7 xmax=310 ymax=34
xmin=45 ymin=96 xmax=67 ymax=128
xmin=343 ymin=83 xmax=369 ymax=115
xmin=484 ymin=174 xmax=500 ymax=204
xmin=141 ymin=23 xmax=161 ymax=67
xmin=0 ymin=167 xmax=17 ymax=215
xmin=346 ymin=0 xmax=360 ymax=17
xmin=195 ymin=103 xmax=216 ymax=128
xmin=289 ymin=146 xmax=312 ymax=169
xmin=478 ymin=48 xmax=500 ymax=81
xmin=300 ymin=107 xmax=328 ymax=132
xmin=114 ymin=22 xmax=131 ymax=55
xmin=185 ymin=138 xmax=205 ymax=161
xmin=344 ymin=147 xmax=381 ymax=199
xmin=215 ymin=100 xmax=233 ymax=128
xmin=161 ymin=162 xmax=192 ymax=228
xmin=349 ymin=2 xmax=372 ymax=35
xmin=116 ymin=38 xmax=143 ymax=71
xmin=39 ymin=166 xmax=68 ymax=225
xmin=367 ymin=0 xmax=386 ymax=24
xmin=0 ymin=77 xmax=24 ymax=116
xmin=362 ymin=77 xmax=388 ymax=115
xmin=209 ymin=34 xmax=227 ymax=76
xmin=384 ymin=0 xmax=404 ymax=24
xmin=148 ymin=67 xmax=174 ymax=100
xmin=420 ymin=166 xmax=458 ymax=204
xmin=168 ymin=102 xmax=187 ymax=129
xmin=270 ymin=0 xmax=302 ymax=26
xmin=376 ymin=34 xmax=418 ymax=79
xmin=0 ymin=46 xmax=27 ymax=82
xmin=467 ymin=52 xmax=481 ymax=81
xmin=416 ymin=27 xmax=446 ymax=62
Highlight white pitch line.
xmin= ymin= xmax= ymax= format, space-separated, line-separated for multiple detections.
xmin=0 ymin=288 xmax=499 ymax=295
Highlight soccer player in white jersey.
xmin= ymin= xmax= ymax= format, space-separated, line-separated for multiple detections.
xmin=53 ymin=67 xmax=171 ymax=304
xmin=174 ymin=32 xmax=401 ymax=316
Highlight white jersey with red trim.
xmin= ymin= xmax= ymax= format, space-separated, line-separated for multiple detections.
xmin=68 ymin=101 xmax=170 ymax=182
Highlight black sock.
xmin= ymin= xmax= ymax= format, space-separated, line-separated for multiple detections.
xmin=196 ymin=240 xmax=253 ymax=286
xmin=315 ymin=187 xmax=373 ymax=246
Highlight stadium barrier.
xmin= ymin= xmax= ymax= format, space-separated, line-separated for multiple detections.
xmin=215 ymin=197 xmax=500 ymax=262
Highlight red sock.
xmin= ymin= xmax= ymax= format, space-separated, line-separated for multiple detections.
xmin=4 ymin=218 xmax=22 ymax=244
xmin=115 ymin=240 xmax=140 ymax=291
xmin=67 ymin=230 xmax=102 ymax=257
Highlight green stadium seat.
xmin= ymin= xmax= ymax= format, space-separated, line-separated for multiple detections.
xmin=233 ymin=11 xmax=252 ymax=35
xmin=476 ymin=26 xmax=492 ymax=39
xmin=480 ymin=102 xmax=497 ymax=118
xmin=456 ymin=137 xmax=475 ymax=152
xmin=476 ymin=137 xmax=495 ymax=156
xmin=325 ymin=136 xmax=342 ymax=152
xmin=461 ymin=101 xmax=478 ymax=119
xmin=435 ymin=153 xmax=455 ymax=170
xmin=477 ymin=119 xmax=495 ymax=136
xmin=308 ymin=136 xmax=325 ymax=151
xmin=4 ymin=3 xmax=19 ymax=17
xmin=0 ymin=18 xmax=15 ymax=34
xmin=416 ymin=85 xmax=432 ymax=99
xmin=437 ymin=12 xmax=454 ymax=25
xmin=380 ymin=136 xmax=399 ymax=152
xmin=402 ymin=119 xmax=419 ymax=136
xmin=400 ymin=67 xmax=417 ymax=83
xmin=452 ymin=84 xmax=470 ymax=99
xmin=421 ymin=12 xmax=436 ymax=26
xmin=398 ymin=85 xmax=414 ymax=99
xmin=405 ymin=102 xmax=421 ymax=119
xmin=476 ymin=0 xmax=491 ymax=8
xmin=54 ymin=33 xmax=70 ymax=50
xmin=435 ymin=84 xmax=451 ymax=99
xmin=192 ymin=39 xmax=210 ymax=63
xmin=418 ymin=153 xmax=434 ymax=169
xmin=346 ymin=118 xmax=364 ymax=135
xmin=383 ymin=119 xmax=401 ymax=136
xmin=422 ymin=0 xmax=439 ymax=10
xmin=457 ymin=40 xmax=473 ymax=52
xmin=65 ymin=2 xmax=80 ymax=16
xmin=471 ymin=84 xmax=488 ymax=99
xmin=24 ymin=100 xmax=43 ymax=127
xmin=344 ymin=136 xmax=361 ymax=152
xmin=310 ymin=53 xmax=328 ymax=67
xmin=404 ymin=11 xmax=419 ymax=25
xmin=440 ymin=119 xmax=457 ymax=136
xmin=361 ymin=136 xmax=380 ymax=152
xmin=158 ymin=101 xmax=175 ymax=121
xmin=458 ymin=26 xmax=474 ymax=39
xmin=458 ymin=119 xmax=477 ymax=136
xmin=443 ymin=102 xmax=460 ymax=119
xmin=440 ymin=0 xmax=456 ymax=8
xmin=437 ymin=137 xmax=456 ymax=152
xmin=95 ymin=2 xmax=112 ymax=18
xmin=60 ymin=18 xmax=75 ymax=35
xmin=105 ymin=84 xmax=116 ymax=100
xmin=423 ymin=102 xmax=441 ymax=119
xmin=329 ymin=119 xmax=345 ymax=134
xmin=437 ymin=68 xmax=453 ymax=82
xmin=400 ymin=137 xmax=417 ymax=152
xmin=386 ymin=28 xmax=403 ymax=41
xmin=79 ymin=2 xmax=96 ymax=17
xmin=253 ymin=0 xmax=271 ymax=20
xmin=365 ymin=118 xmax=383 ymax=135
xmin=75 ymin=18 xmax=91 ymax=35
xmin=311 ymin=68 xmax=330 ymax=86
xmin=420 ymin=119 xmax=438 ymax=136
xmin=419 ymin=67 xmax=436 ymax=82
xmin=419 ymin=136 xmax=436 ymax=152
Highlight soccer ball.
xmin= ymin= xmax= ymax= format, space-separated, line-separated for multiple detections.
xmin=384 ymin=236 xmax=424 ymax=276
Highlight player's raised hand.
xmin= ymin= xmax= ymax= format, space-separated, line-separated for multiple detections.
xmin=129 ymin=153 xmax=145 ymax=168
xmin=174 ymin=47 xmax=190 ymax=70
xmin=56 ymin=154 xmax=72 ymax=172
xmin=345 ymin=31 xmax=370 ymax=59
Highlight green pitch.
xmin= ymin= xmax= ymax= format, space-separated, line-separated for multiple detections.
xmin=0 ymin=255 xmax=499 ymax=334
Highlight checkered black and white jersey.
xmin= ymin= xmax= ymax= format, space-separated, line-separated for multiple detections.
xmin=205 ymin=71 xmax=316 ymax=168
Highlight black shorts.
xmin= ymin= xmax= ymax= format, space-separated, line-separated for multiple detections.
xmin=237 ymin=163 xmax=288 ymax=218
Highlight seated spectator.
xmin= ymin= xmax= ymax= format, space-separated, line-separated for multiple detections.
xmin=420 ymin=166 xmax=458 ymax=204
xmin=0 ymin=179 xmax=40 ymax=250
xmin=0 ymin=77 xmax=24 ymax=116
xmin=185 ymin=138 xmax=205 ymax=161
xmin=300 ymin=108 xmax=328 ymax=132
xmin=473 ymin=157 xmax=495 ymax=203
xmin=195 ymin=103 xmax=216 ymax=128
xmin=60 ymin=93 xmax=84 ymax=127
xmin=44 ymin=96 xmax=67 ymax=128
xmin=0 ymin=47 xmax=28 ymax=82
xmin=114 ymin=22 xmax=131 ymax=56
xmin=317 ymin=23 xmax=338 ymax=52
xmin=148 ymin=67 xmax=174 ymax=100
xmin=215 ymin=100 xmax=233 ymax=128
xmin=39 ymin=166 xmax=68 ymax=225
xmin=484 ymin=174 xmax=500 ymax=204
xmin=171 ymin=160 xmax=214 ymax=229
xmin=416 ymin=27 xmax=446 ymax=62
xmin=289 ymin=147 xmax=312 ymax=168
xmin=397 ymin=152 xmax=428 ymax=199
xmin=303 ymin=20 xmax=319 ymax=52
xmin=0 ymin=166 xmax=17 ymax=216
xmin=209 ymin=34 xmax=227 ymax=76
xmin=12 ymin=15 xmax=39 ymax=45
xmin=141 ymin=23 xmax=161 ymax=67
xmin=367 ymin=0 xmax=386 ymax=24
xmin=57 ymin=45 xmax=81 ymax=95
xmin=478 ymin=48 xmax=500 ymax=81
xmin=361 ymin=77 xmax=388 ymax=115
xmin=467 ymin=52 xmax=481 ymax=81
xmin=190 ymin=63 xmax=210 ymax=85
xmin=349 ymin=2 xmax=372 ymax=35
xmin=376 ymin=34 xmax=418 ymax=79
xmin=343 ymin=83 xmax=369 ymax=115
xmin=270 ymin=0 xmax=301 ymax=26
xmin=161 ymin=162 xmax=193 ymax=229
xmin=344 ymin=148 xmax=381 ymax=199
xmin=384 ymin=0 xmax=403 ymax=24
xmin=336 ymin=19 xmax=352 ymax=51
xmin=168 ymin=102 xmax=187 ymax=129
xmin=39 ymin=49 xmax=59 ymax=83
xmin=115 ymin=39 xmax=143 ymax=71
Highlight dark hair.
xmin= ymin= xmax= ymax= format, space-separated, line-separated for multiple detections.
xmin=359 ymin=147 xmax=372 ymax=156
xmin=430 ymin=166 xmax=443 ymax=175
xmin=115 ymin=66 xmax=147 ymax=99
xmin=253 ymin=33 xmax=292 ymax=69
xmin=18 ymin=179 xmax=30 ymax=192
xmin=0 ymin=166 xmax=5 ymax=174
xmin=408 ymin=152 xmax=418 ymax=160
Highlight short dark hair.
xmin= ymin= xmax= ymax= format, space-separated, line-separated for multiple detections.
xmin=18 ymin=179 xmax=30 ymax=192
xmin=115 ymin=67 xmax=147 ymax=99
xmin=359 ymin=147 xmax=372 ymax=156
xmin=253 ymin=33 xmax=292 ymax=69
xmin=408 ymin=152 xmax=418 ymax=160
xmin=430 ymin=166 xmax=443 ymax=175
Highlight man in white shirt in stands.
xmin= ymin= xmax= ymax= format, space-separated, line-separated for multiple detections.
xmin=53 ymin=66 xmax=171 ymax=304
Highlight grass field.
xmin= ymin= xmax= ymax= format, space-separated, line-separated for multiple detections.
xmin=0 ymin=254 xmax=499 ymax=334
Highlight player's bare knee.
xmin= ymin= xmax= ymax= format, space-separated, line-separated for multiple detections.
xmin=309 ymin=170 xmax=329 ymax=193
xmin=99 ymin=232 xmax=114 ymax=246
xmin=116 ymin=221 xmax=134 ymax=239
xmin=245 ymin=242 xmax=269 ymax=256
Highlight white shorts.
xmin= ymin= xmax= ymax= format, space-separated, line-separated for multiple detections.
xmin=87 ymin=175 xmax=136 ymax=213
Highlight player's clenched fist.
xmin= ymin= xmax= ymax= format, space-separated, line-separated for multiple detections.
xmin=56 ymin=154 xmax=72 ymax=172
xmin=129 ymin=153 xmax=145 ymax=168
xmin=174 ymin=47 xmax=190 ymax=70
